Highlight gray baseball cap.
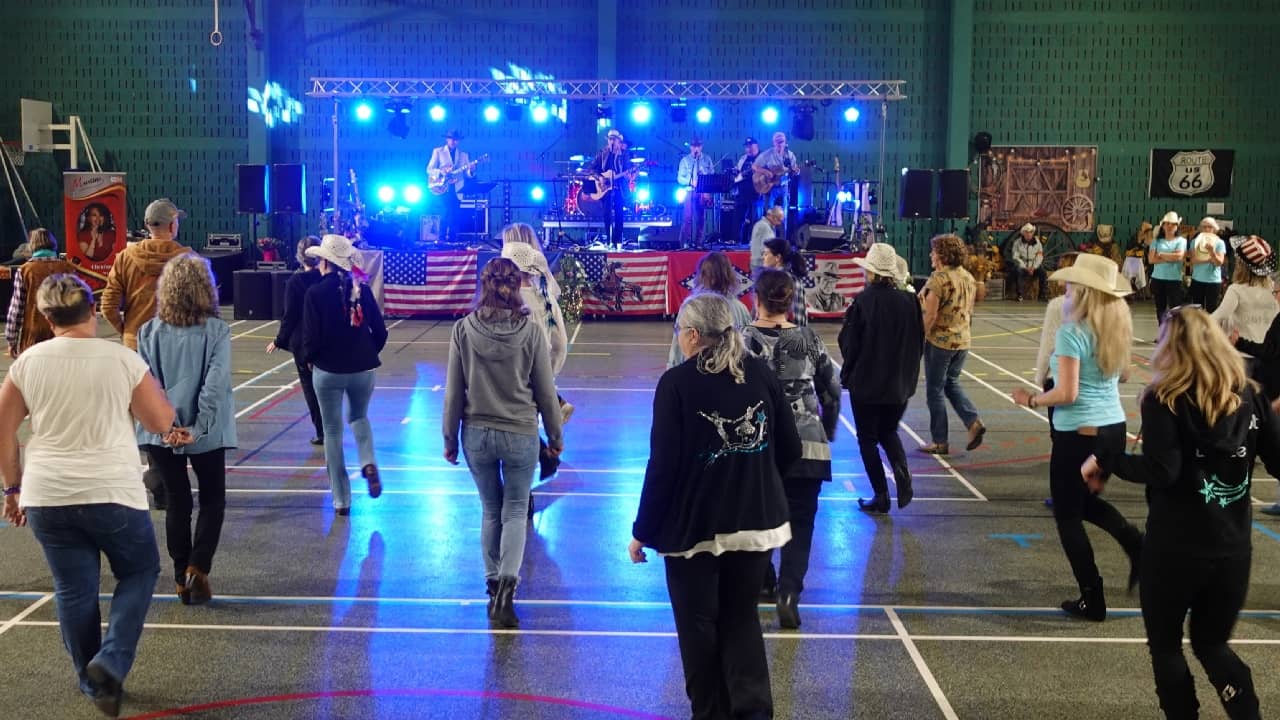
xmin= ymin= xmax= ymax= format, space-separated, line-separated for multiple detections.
xmin=144 ymin=198 xmax=187 ymax=227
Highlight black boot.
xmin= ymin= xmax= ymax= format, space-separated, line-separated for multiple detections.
xmin=893 ymin=463 xmax=914 ymax=509
xmin=776 ymin=592 xmax=801 ymax=630
xmin=492 ymin=576 xmax=519 ymax=628
xmin=759 ymin=562 xmax=777 ymax=603
xmin=143 ymin=465 xmax=167 ymax=511
xmin=1062 ymin=579 xmax=1106 ymax=621
xmin=1123 ymin=529 xmax=1144 ymax=594
xmin=485 ymin=579 xmax=498 ymax=620
xmin=858 ymin=493 xmax=890 ymax=514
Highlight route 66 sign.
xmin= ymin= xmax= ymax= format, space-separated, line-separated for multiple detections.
xmin=1149 ymin=148 xmax=1234 ymax=198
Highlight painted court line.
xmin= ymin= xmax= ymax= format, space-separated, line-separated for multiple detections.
xmin=217 ymin=487 xmax=983 ymax=502
xmin=231 ymin=321 xmax=277 ymax=341
xmin=0 ymin=594 xmax=51 ymax=637
xmin=885 ymin=608 xmax=959 ymax=720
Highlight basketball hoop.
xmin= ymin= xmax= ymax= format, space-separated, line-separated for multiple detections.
xmin=1 ymin=141 xmax=24 ymax=167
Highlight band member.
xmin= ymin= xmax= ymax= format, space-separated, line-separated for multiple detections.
xmin=735 ymin=137 xmax=762 ymax=245
xmin=752 ymin=132 xmax=799 ymax=233
xmin=677 ymin=139 xmax=716 ymax=249
xmin=427 ymin=130 xmax=472 ymax=244
xmin=589 ymin=129 xmax=631 ymax=246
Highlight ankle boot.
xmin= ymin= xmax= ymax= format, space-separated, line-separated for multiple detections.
xmin=893 ymin=463 xmax=914 ymax=509
xmin=776 ymin=592 xmax=801 ymax=629
xmin=185 ymin=565 xmax=212 ymax=605
xmin=858 ymin=493 xmax=890 ymax=514
xmin=485 ymin=579 xmax=499 ymax=620
xmin=1062 ymin=579 xmax=1106 ymax=621
xmin=492 ymin=576 xmax=519 ymax=628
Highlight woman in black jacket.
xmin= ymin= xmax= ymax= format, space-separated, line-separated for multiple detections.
xmin=838 ymin=243 xmax=925 ymax=512
xmin=299 ymin=235 xmax=388 ymax=516
xmin=629 ymin=293 xmax=801 ymax=720
xmin=1084 ymin=306 xmax=1280 ymax=719
xmin=267 ymin=236 xmax=324 ymax=445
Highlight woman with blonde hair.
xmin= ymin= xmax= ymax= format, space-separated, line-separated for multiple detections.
xmin=1012 ymin=254 xmax=1143 ymax=621
xmin=5 ymin=228 xmax=75 ymax=358
xmin=1212 ymin=235 xmax=1278 ymax=349
xmin=920 ymin=234 xmax=985 ymax=454
xmin=1084 ymin=306 xmax=1280 ymax=719
xmin=137 ymin=254 xmax=236 ymax=605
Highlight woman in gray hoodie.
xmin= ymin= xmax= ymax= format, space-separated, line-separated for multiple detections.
xmin=443 ymin=258 xmax=563 ymax=628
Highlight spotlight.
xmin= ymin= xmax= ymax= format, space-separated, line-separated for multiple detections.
xmin=428 ymin=104 xmax=446 ymax=122
xmin=695 ymin=106 xmax=712 ymax=124
xmin=403 ymin=185 xmax=423 ymax=204
xmin=674 ymin=187 xmax=689 ymax=203
xmin=595 ymin=103 xmax=613 ymax=120
xmin=354 ymin=102 xmax=374 ymax=122
xmin=376 ymin=185 xmax=395 ymax=204
xmin=482 ymin=104 xmax=500 ymax=123
xmin=530 ymin=186 xmax=546 ymax=201
xmin=761 ymin=106 xmax=779 ymax=125
xmin=630 ymin=102 xmax=653 ymax=125
xmin=669 ymin=100 xmax=687 ymax=123
xmin=531 ymin=103 xmax=550 ymax=124
xmin=843 ymin=107 xmax=860 ymax=123
xmin=636 ymin=186 xmax=651 ymax=203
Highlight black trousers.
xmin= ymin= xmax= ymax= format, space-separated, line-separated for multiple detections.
xmin=1141 ymin=550 xmax=1257 ymax=720
xmin=1150 ymin=278 xmax=1185 ymax=325
xmin=775 ymin=477 xmax=823 ymax=596
xmin=849 ymin=401 xmax=909 ymax=496
xmin=1187 ymin=280 xmax=1222 ymax=314
xmin=295 ymin=358 xmax=324 ymax=438
xmin=438 ymin=191 xmax=461 ymax=243
xmin=735 ymin=188 xmax=761 ymax=246
xmin=664 ymin=550 xmax=773 ymax=720
xmin=1048 ymin=424 xmax=1142 ymax=590
xmin=605 ymin=190 xmax=626 ymax=246
xmin=145 ymin=446 xmax=227 ymax=585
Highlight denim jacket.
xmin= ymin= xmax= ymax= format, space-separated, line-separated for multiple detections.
xmin=135 ymin=317 xmax=237 ymax=454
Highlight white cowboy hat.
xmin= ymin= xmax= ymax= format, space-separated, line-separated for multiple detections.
xmin=1199 ymin=216 xmax=1220 ymax=231
xmin=853 ymin=242 xmax=903 ymax=279
xmin=501 ymin=241 xmax=543 ymax=275
xmin=1020 ymin=222 xmax=1036 ymax=233
xmin=893 ymin=256 xmax=910 ymax=284
xmin=1160 ymin=211 xmax=1182 ymax=225
xmin=305 ymin=234 xmax=359 ymax=272
xmin=1048 ymin=253 xmax=1130 ymax=297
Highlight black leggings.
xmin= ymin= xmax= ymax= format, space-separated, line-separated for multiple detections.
xmin=1141 ymin=551 xmax=1257 ymax=719
xmin=1151 ymin=278 xmax=1184 ymax=325
xmin=1048 ymin=424 xmax=1142 ymax=590
xmin=1187 ymin=280 xmax=1222 ymax=314
xmin=775 ymin=477 xmax=823 ymax=596
xmin=146 ymin=446 xmax=227 ymax=585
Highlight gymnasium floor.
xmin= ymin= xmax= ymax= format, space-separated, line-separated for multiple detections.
xmin=2 ymin=300 xmax=1280 ymax=719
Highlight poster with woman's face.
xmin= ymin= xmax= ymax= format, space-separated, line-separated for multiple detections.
xmin=63 ymin=173 xmax=127 ymax=288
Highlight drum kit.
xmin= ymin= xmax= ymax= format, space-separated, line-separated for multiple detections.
xmin=555 ymin=153 xmax=664 ymax=220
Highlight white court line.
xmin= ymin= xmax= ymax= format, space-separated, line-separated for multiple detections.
xmin=0 ymin=594 xmax=52 ymax=637
xmin=219 ymin=487 xmax=984 ymax=501
xmin=246 ymin=385 xmax=659 ymax=392
xmin=887 ymin=608 xmax=959 ymax=719
xmin=233 ymin=359 xmax=295 ymax=392
xmin=232 ymin=320 xmax=278 ymax=341
xmin=235 ymin=382 xmax=298 ymax=419
xmin=223 ymin=464 xmax=951 ymax=480
xmin=837 ymin=414 xmax=896 ymax=486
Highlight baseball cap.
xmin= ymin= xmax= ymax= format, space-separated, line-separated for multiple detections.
xmin=145 ymin=198 xmax=186 ymax=227
xmin=744 ymin=137 xmax=758 ymax=146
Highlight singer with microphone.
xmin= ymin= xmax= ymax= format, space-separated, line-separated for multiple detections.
xmin=677 ymin=139 xmax=716 ymax=249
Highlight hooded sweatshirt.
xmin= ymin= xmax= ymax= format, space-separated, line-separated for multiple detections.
xmin=1097 ymin=383 xmax=1280 ymax=558
xmin=100 ymin=238 xmax=191 ymax=350
xmin=442 ymin=310 xmax=562 ymax=455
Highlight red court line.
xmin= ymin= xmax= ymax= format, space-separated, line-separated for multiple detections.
xmin=127 ymin=688 xmax=673 ymax=719
xmin=947 ymin=453 xmax=1051 ymax=471
xmin=247 ymin=386 xmax=302 ymax=420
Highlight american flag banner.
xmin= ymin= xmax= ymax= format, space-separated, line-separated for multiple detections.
xmin=383 ymin=250 xmax=479 ymax=316
xmin=802 ymin=253 xmax=866 ymax=319
xmin=578 ymin=251 xmax=669 ymax=316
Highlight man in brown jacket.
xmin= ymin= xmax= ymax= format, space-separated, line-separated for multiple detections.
xmin=100 ymin=198 xmax=192 ymax=350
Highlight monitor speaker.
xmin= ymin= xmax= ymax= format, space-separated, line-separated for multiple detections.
xmin=898 ymin=169 xmax=934 ymax=219
xmin=270 ymin=163 xmax=306 ymax=214
xmin=796 ymin=224 xmax=846 ymax=251
xmin=233 ymin=270 xmax=273 ymax=320
xmin=937 ymin=169 xmax=971 ymax=219
xmin=236 ymin=164 xmax=269 ymax=214
xmin=637 ymin=228 xmax=681 ymax=251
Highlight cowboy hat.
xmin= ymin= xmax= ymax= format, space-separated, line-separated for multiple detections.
xmin=305 ymin=234 xmax=359 ymax=272
xmin=1230 ymin=235 xmax=1277 ymax=276
xmin=1160 ymin=211 xmax=1182 ymax=225
xmin=853 ymin=243 xmax=903 ymax=279
xmin=1020 ymin=222 xmax=1036 ymax=234
xmin=501 ymin=241 xmax=545 ymax=276
xmin=1048 ymin=253 xmax=1130 ymax=297
xmin=444 ymin=129 xmax=463 ymax=140
xmin=1096 ymin=224 xmax=1115 ymax=242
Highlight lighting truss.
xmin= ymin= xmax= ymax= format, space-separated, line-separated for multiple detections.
xmin=307 ymin=78 xmax=907 ymax=102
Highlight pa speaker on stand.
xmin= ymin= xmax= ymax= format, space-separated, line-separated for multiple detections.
xmin=937 ymin=169 xmax=971 ymax=224
xmin=898 ymin=169 xmax=936 ymax=273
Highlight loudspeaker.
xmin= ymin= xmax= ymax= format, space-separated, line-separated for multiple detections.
xmin=233 ymin=270 xmax=273 ymax=320
xmin=796 ymin=224 xmax=847 ymax=252
xmin=270 ymin=270 xmax=293 ymax=320
xmin=199 ymin=247 xmax=246 ymax=304
xmin=637 ymin=228 xmax=680 ymax=251
xmin=791 ymin=106 xmax=816 ymax=141
xmin=898 ymin=169 xmax=934 ymax=219
xmin=236 ymin=164 xmax=269 ymax=214
xmin=937 ymin=169 xmax=971 ymax=219
xmin=270 ymin=163 xmax=306 ymax=214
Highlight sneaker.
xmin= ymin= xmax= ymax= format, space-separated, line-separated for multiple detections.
xmin=1261 ymin=503 xmax=1280 ymax=516
xmin=560 ymin=400 xmax=575 ymax=425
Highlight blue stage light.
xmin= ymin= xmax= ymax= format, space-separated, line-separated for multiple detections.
xmin=761 ymin=106 xmax=779 ymax=125
xmin=354 ymin=102 xmax=374 ymax=122
xmin=376 ymin=185 xmax=395 ymax=204
xmin=636 ymin=187 xmax=651 ymax=203
xmin=843 ymin=107 xmax=860 ymax=123
xmin=695 ymin=106 xmax=712 ymax=124
xmin=482 ymin=105 xmax=501 ymax=123
xmin=675 ymin=187 xmax=689 ymax=203
xmin=403 ymin=185 xmax=423 ymax=204
xmin=531 ymin=186 xmax=546 ymax=201
xmin=630 ymin=102 xmax=653 ymax=125
xmin=428 ymin=104 xmax=446 ymax=122
xmin=531 ymin=104 xmax=550 ymax=124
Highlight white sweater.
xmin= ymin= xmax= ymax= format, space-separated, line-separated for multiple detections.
xmin=1212 ymin=284 xmax=1278 ymax=346
xmin=1034 ymin=296 xmax=1067 ymax=387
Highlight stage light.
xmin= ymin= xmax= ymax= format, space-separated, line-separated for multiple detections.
xmin=354 ymin=102 xmax=374 ymax=122
xmin=695 ymin=106 xmax=712 ymax=124
xmin=902 ymin=167 xmax=909 ymax=175
xmin=403 ymin=185 xmax=423 ymax=204
xmin=761 ymin=106 xmax=779 ymax=125
xmin=675 ymin=187 xmax=689 ymax=203
xmin=530 ymin=185 xmax=546 ymax=201
xmin=428 ymin=104 xmax=446 ymax=122
xmin=837 ymin=191 xmax=852 ymax=203
xmin=531 ymin=103 xmax=550 ymax=124
xmin=630 ymin=102 xmax=653 ymax=125
xmin=376 ymin=185 xmax=395 ymax=204
xmin=669 ymin=100 xmax=687 ymax=123
xmin=483 ymin=105 xmax=500 ymax=123
xmin=384 ymin=99 xmax=412 ymax=138
xmin=843 ymin=107 xmax=860 ymax=123
xmin=636 ymin=186 xmax=651 ymax=203
xmin=595 ymin=103 xmax=613 ymax=120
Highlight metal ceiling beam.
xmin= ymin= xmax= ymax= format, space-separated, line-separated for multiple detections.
xmin=306 ymin=78 xmax=907 ymax=102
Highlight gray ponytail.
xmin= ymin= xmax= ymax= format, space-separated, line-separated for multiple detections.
xmin=678 ymin=293 xmax=746 ymax=384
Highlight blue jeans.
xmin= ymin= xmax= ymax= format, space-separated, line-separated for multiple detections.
xmin=25 ymin=504 xmax=160 ymax=696
xmin=313 ymin=368 xmax=377 ymax=510
xmin=923 ymin=342 xmax=981 ymax=445
xmin=462 ymin=425 xmax=539 ymax=581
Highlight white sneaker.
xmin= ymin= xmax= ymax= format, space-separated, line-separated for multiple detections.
xmin=560 ymin=401 xmax=575 ymax=425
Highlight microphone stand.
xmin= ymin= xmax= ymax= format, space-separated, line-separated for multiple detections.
xmin=535 ymin=128 xmax=571 ymax=250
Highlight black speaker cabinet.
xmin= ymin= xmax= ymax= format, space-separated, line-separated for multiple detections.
xmin=236 ymin=164 xmax=269 ymax=214
xmin=270 ymin=270 xmax=294 ymax=320
xmin=199 ymin=248 xmax=246 ymax=304
xmin=937 ymin=169 xmax=971 ymax=219
xmin=796 ymin=224 xmax=847 ymax=251
xmin=898 ymin=169 xmax=934 ymax=219
xmin=637 ymin=228 xmax=681 ymax=251
xmin=270 ymin=163 xmax=306 ymax=214
xmin=233 ymin=270 xmax=273 ymax=320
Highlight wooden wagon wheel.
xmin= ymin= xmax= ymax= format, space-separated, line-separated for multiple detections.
xmin=1061 ymin=196 xmax=1094 ymax=231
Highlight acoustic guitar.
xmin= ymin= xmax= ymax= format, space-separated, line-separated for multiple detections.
xmin=752 ymin=163 xmax=794 ymax=195
xmin=586 ymin=166 xmax=642 ymax=201
xmin=428 ymin=154 xmax=489 ymax=195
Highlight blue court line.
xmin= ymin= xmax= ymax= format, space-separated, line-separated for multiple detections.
xmin=1253 ymin=522 xmax=1280 ymax=545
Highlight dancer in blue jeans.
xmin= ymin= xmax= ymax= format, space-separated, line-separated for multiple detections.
xmin=300 ymin=235 xmax=388 ymax=516
xmin=919 ymin=234 xmax=986 ymax=455
xmin=0 ymin=274 xmax=175 ymax=718
xmin=443 ymin=258 xmax=563 ymax=628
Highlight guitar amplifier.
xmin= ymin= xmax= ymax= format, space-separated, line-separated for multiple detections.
xmin=796 ymin=224 xmax=847 ymax=252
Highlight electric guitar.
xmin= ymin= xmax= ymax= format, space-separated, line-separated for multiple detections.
xmin=587 ymin=165 xmax=642 ymax=201
xmin=428 ymin=154 xmax=489 ymax=195
xmin=752 ymin=162 xmax=795 ymax=195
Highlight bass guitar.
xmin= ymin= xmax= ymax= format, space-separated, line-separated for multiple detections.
xmin=586 ymin=165 xmax=642 ymax=201
xmin=428 ymin=154 xmax=489 ymax=195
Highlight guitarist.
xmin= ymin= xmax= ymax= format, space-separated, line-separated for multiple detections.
xmin=426 ymin=129 xmax=471 ymax=244
xmin=588 ymin=129 xmax=632 ymax=246
xmin=733 ymin=137 xmax=762 ymax=245
xmin=751 ymin=132 xmax=799 ymax=230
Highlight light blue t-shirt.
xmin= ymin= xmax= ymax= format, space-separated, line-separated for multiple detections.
xmin=1190 ymin=237 xmax=1226 ymax=284
xmin=1050 ymin=321 xmax=1125 ymax=431
xmin=1150 ymin=237 xmax=1186 ymax=281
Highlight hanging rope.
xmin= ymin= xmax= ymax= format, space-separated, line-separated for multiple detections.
xmin=209 ymin=0 xmax=223 ymax=46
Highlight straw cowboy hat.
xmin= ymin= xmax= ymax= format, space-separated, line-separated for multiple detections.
xmin=1231 ymin=235 xmax=1277 ymax=276
xmin=1160 ymin=211 xmax=1182 ymax=225
xmin=1048 ymin=253 xmax=1130 ymax=297
xmin=853 ymin=243 xmax=903 ymax=279
xmin=305 ymin=234 xmax=360 ymax=272
xmin=501 ymin=241 xmax=544 ymax=275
